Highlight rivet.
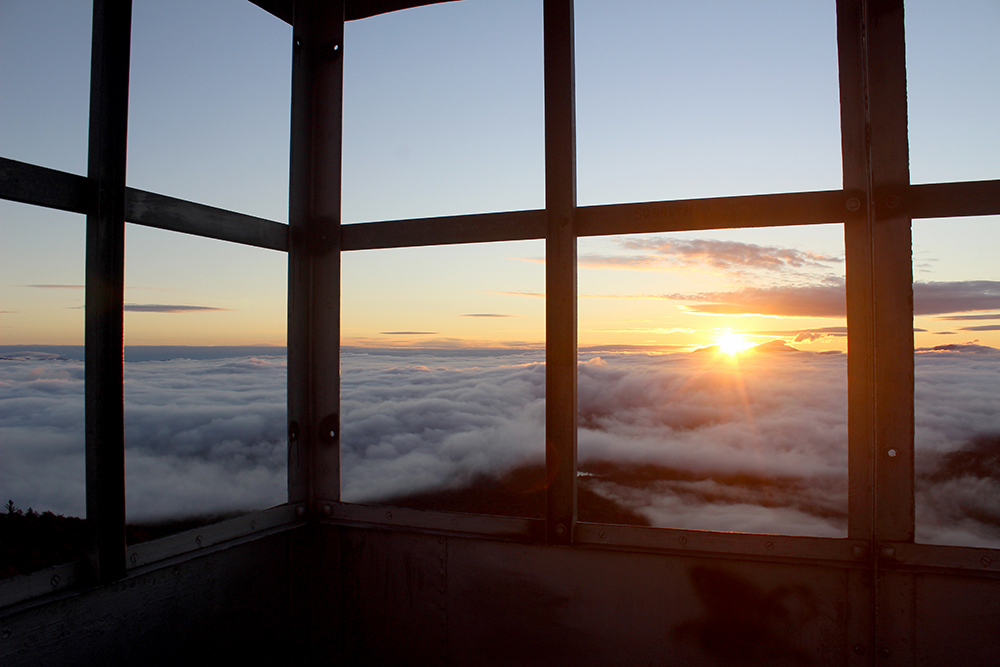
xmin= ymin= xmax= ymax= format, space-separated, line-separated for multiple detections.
xmin=853 ymin=644 xmax=865 ymax=655
xmin=195 ymin=535 xmax=203 ymax=547
xmin=880 ymin=546 xmax=895 ymax=560
xmin=321 ymin=504 xmax=332 ymax=516
xmin=385 ymin=511 xmax=393 ymax=520
xmin=678 ymin=536 xmax=688 ymax=546
xmin=981 ymin=555 xmax=993 ymax=567
xmin=887 ymin=448 xmax=898 ymax=458
xmin=598 ymin=530 xmax=607 ymax=540
xmin=250 ymin=520 xmax=257 ymax=530
xmin=130 ymin=553 xmax=138 ymax=564
xmin=439 ymin=537 xmax=445 ymax=544
xmin=2 ymin=628 xmax=11 ymax=640
xmin=853 ymin=545 xmax=866 ymax=558
xmin=555 ymin=524 xmax=567 ymax=536
xmin=295 ymin=505 xmax=307 ymax=517
xmin=846 ymin=197 xmax=861 ymax=211
xmin=50 ymin=575 xmax=60 ymax=588
xmin=886 ymin=194 xmax=900 ymax=209
xmin=765 ymin=541 xmax=775 ymax=551
xmin=879 ymin=647 xmax=891 ymax=658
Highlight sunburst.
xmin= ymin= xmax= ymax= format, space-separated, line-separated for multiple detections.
xmin=716 ymin=331 xmax=753 ymax=355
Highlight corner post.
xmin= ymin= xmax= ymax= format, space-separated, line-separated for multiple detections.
xmin=543 ymin=0 xmax=577 ymax=544
xmin=85 ymin=0 xmax=132 ymax=584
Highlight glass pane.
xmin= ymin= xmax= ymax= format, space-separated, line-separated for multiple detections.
xmin=342 ymin=0 xmax=544 ymax=223
xmin=122 ymin=226 xmax=287 ymax=538
xmin=0 ymin=203 xmax=86 ymax=578
xmin=913 ymin=217 xmax=1000 ymax=547
xmin=578 ymin=224 xmax=848 ymax=535
xmin=906 ymin=0 xmax=1000 ymax=184
xmin=127 ymin=0 xmax=292 ymax=221
xmin=341 ymin=241 xmax=545 ymax=516
xmin=0 ymin=1 xmax=91 ymax=174
xmin=575 ymin=0 xmax=842 ymax=206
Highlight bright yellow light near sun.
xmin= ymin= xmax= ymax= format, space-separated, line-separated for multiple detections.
xmin=716 ymin=331 xmax=754 ymax=355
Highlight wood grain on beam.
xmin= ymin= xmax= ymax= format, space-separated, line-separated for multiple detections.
xmin=341 ymin=209 xmax=546 ymax=250
xmin=0 ymin=158 xmax=93 ymax=214
xmin=911 ymin=179 xmax=1000 ymax=219
xmin=578 ymin=189 xmax=847 ymax=237
xmin=126 ymin=189 xmax=289 ymax=251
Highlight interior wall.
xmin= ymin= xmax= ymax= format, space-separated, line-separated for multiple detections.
xmin=0 ymin=531 xmax=296 ymax=667
xmin=321 ymin=524 xmax=865 ymax=667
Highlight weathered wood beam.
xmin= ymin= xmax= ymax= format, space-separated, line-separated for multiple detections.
xmin=125 ymin=189 xmax=289 ymax=250
xmin=248 ymin=0 xmax=461 ymax=24
xmin=287 ymin=0 xmax=345 ymax=508
xmin=85 ymin=0 xmax=132 ymax=584
xmin=543 ymin=0 xmax=577 ymax=545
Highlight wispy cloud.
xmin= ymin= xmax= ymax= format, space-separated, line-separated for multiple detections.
xmin=936 ymin=312 xmax=1000 ymax=321
xmin=124 ymin=304 xmax=231 ymax=313
xmin=379 ymin=331 xmax=439 ymax=335
xmin=461 ymin=313 xmax=516 ymax=318
xmin=603 ymin=280 xmax=1000 ymax=319
xmin=749 ymin=326 xmax=848 ymax=343
xmin=668 ymin=283 xmax=847 ymax=318
xmin=618 ymin=237 xmax=843 ymax=271
xmin=24 ymin=284 xmax=83 ymax=289
xmin=915 ymin=281 xmax=1000 ymax=316
xmin=484 ymin=290 xmax=544 ymax=298
xmin=959 ymin=325 xmax=1000 ymax=332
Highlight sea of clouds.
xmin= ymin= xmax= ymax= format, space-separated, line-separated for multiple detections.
xmin=2 ymin=344 xmax=1000 ymax=546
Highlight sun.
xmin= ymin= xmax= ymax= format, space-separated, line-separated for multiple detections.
xmin=716 ymin=331 xmax=753 ymax=355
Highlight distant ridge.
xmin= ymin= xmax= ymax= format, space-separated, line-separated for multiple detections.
xmin=0 ymin=345 xmax=287 ymax=362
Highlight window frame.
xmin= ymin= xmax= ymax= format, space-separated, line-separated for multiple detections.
xmin=3 ymin=0 xmax=1000 ymax=599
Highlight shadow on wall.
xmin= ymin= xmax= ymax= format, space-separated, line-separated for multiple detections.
xmin=674 ymin=567 xmax=819 ymax=666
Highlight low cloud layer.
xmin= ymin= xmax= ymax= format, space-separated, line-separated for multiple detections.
xmin=3 ymin=345 xmax=1000 ymax=546
xmin=0 ymin=354 xmax=286 ymax=521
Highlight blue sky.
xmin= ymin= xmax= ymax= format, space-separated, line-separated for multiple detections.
xmin=1 ymin=0 xmax=998 ymax=351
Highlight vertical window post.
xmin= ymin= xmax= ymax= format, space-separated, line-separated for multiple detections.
xmin=287 ymin=0 xmax=345 ymax=512
xmin=543 ymin=0 xmax=577 ymax=544
xmin=85 ymin=0 xmax=132 ymax=584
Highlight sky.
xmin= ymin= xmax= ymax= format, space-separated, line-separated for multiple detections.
xmin=1 ymin=0 xmax=999 ymax=545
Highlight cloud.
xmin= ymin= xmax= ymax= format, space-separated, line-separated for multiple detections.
xmin=484 ymin=290 xmax=544 ymax=298
xmin=935 ymin=312 xmax=1000 ymax=321
xmin=124 ymin=304 xmax=231 ymax=313
xmin=378 ymin=331 xmax=439 ymax=335
xmin=575 ymin=239 xmax=843 ymax=278
xmin=618 ymin=237 xmax=843 ymax=271
xmin=24 ymin=284 xmax=84 ymax=289
xmin=668 ymin=282 xmax=847 ymax=318
xmin=632 ymin=280 xmax=1000 ymax=319
xmin=746 ymin=326 xmax=848 ymax=343
xmin=5 ymin=344 xmax=1000 ymax=546
xmin=461 ymin=313 xmax=515 ymax=318
xmin=914 ymin=281 xmax=1000 ymax=316
xmin=959 ymin=325 xmax=1000 ymax=332
xmin=0 ymin=355 xmax=286 ymax=520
